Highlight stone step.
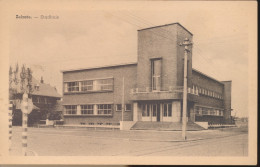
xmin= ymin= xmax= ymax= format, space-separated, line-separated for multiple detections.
xmin=131 ymin=121 xmax=205 ymax=131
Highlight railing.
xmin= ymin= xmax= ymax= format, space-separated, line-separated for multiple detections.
xmin=130 ymin=86 xmax=199 ymax=95
xmin=130 ymin=86 xmax=183 ymax=94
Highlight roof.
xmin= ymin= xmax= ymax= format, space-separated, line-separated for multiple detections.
xmin=31 ymin=77 xmax=62 ymax=98
xmin=192 ymin=68 xmax=224 ymax=85
xmin=61 ymin=62 xmax=138 ymax=73
xmin=11 ymin=76 xmax=61 ymax=98
xmin=138 ymin=22 xmax=193 ymax=36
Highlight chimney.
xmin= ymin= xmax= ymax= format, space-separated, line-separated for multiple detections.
xmin=40 ymin=76 xmax=44 ymax=83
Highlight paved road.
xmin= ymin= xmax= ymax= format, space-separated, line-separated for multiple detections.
xmin=10 ymin=126 xmax=248 ymax=156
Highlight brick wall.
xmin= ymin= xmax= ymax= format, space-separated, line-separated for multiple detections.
xmin=221 ymin=81 xmax=232 ymax=123
xmin=192 ymin=69 xmax=224 ymax=108
xmin=62 ymin=64 xmax=137 ymax=124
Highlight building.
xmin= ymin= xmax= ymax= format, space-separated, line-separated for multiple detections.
xmin=12 ymin=77 xmax=62 ymax=126
xmin=61 ymin=23 xmax=232 ymax=128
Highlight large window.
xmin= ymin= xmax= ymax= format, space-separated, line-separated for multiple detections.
xmin=81 ymin=80 xmax=93 ymax=91
xmin=94 ymin=78 xmax=113 ymax=91
xmin=152 ymin=104 xmax=157 ymax=117
xmin=97 ymin=104 xmax=112 ymax=115
xmin=64 ymin=78 xmax=113 ymax=93
xmin=141 ymin=104 xmax=150 ymax=117
xmin=65 ymin=105 xmax=77 ymax=115
xmin=81 ymin=105 xmax=94 ymax=115
xmin=151 ymin=59 xmax=162 ymax=91
xmin=195 ymin=106 xmax=224 ymax=116
xmin=65 ymin=82 xmax=79 ymax=92
xmin=163 ymin=103 xmax=172 ymax=117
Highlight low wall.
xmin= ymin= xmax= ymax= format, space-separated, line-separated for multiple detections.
xmin=120 ymin=121 xmax=136 ymax=130
xmin=195 ymin=122 xmax=208 ymax=129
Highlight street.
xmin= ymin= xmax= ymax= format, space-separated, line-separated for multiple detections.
xmin=10 ymin=126 xmax=248 ymax=156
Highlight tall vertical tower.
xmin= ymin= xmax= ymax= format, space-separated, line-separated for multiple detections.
xmin=137 ymin=23 xmax=193 ymax=91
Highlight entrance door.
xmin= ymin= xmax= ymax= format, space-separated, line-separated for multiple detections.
xmin=157 ymin=104 xmax=160 ymax=122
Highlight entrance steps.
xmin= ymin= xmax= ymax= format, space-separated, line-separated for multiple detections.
xmin=130 ymin=121 xmax=205 ymax=131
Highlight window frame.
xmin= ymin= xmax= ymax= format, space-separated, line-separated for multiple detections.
xmin=64 ymin=105 xmax=77 ymax=115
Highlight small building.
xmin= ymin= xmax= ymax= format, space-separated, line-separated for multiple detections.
xmin=12 ymin=77 xmax=62 ymax=126
xmin=61 ymin=23 xmax=232 ymax=128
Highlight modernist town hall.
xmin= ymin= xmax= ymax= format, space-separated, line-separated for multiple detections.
xmin=61 ymin=23 xmax=232 ymax=129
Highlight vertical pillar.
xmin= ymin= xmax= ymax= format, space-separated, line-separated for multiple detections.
xmin=22 ymin=93 xmax=28 ymax=156
xmin=172 ymin=101 xmax=181 ymax=122
xmin=77 ymin=105 xmax=81 ymax=115
xmin=133 ymin=102 xmax=138 ymax=121
xmin=160 ymin=103 xmax=163 ymax=122
xmin=93 ymin=104 xmax=98 ymax=115
xmin=8 ymin=100 xmax=13 ymax=151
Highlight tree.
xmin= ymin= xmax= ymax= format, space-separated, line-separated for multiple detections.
xmin=9 ymin=64 xmax=34 ymax=100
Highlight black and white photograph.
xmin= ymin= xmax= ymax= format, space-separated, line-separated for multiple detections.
xmin=0 ymin=0 xmax=257 ymax=165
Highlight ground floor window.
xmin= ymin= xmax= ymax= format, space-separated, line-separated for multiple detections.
xmin=116 ymin=104 xmax=132 ymax=111
xmin=195 ymin=105 xmax=224 ymax=116
xmin=141 ymin=104 xmax=150 ymax=117
xmin=163 ymin=103 xmax=172 ymax=117
xmin=152 ymin=104 xmax=157 ymax=117
xmin=64 ymin=105 xmax=77 ymax=115
xmin=81 ymin=105 xmax=94 ymax=115
xmin=97 ymin=104 xmax=112 ymax=115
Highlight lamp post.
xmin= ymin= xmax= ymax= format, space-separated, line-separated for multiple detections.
xmin=179 ymin=38 xmax=192 ymax=140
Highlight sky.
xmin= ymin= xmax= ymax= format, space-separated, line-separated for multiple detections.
xmin=8 ymin=1 xmax=255 ymax=117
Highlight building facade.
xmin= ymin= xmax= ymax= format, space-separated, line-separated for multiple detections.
xmin=12 ymin=77 xmax=62 ymax=126
xmin=62 ymin=23 xmax=232 ymax=126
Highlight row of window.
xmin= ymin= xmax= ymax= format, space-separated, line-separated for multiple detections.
xmin=32 ymin=96 xmax=53 ymax=104
xmin=141 ymin=103 xmax=172 ymax=117
xmin=64 ymin=78 xmax=113 ymax=93
xmin=64 ymin=104 xmax=132 ymax=115
xmin=195 ymin=106 xmax=224 ymax=116
xmin=192 ymin=85 xmax=223 ymax=99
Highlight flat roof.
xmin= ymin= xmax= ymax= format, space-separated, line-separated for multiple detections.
xmin=61 ymin=62 xmax=137 ymax=73
xmin=192 ymin=68 xmax=224 ymax=85
xmin=138 ymin=22 xmax=193 ymax=36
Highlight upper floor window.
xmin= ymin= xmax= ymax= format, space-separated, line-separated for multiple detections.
xmin=64 ymin=78 xmax=113 ymax=93
xmin=81 ymin=80 xmax=93 ymax=91
xmin=151 ymin=59 xmax=162 ymax=91
xmin=94 ymin=78 xmax=113 ymax=91
xmin=65 ymin=82 xmax=79 ymax=92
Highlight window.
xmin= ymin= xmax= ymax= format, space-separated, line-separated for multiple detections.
xmin=39 ymin=97 xmax=45 ymax=104
xmin=141 ymin=104 xmax=146 ymax=116
xmin=97 ymin=104 xmax=112 ymax=115
xmin=116 ymin=104 xmax=122 ymax=111
xmin=152 ymin=104 xmax=157 ymax=116
xmin=81 ymin=105 xmax=94 ymax=115
xmin=195 ymin=106 xmax=200 ymax=115
xmin=65 ymin=105 xmax=77 ymax=115
xmin=163 ymin=103 xmax=172 ymax=117
xmin=202 ymin=107 xmax=208 ymax=115
xmin=94 ymin=78 xmax=113 ymax=91
xmin=125 ymin=104 xmax=132 ymax=111
xmin=81 ymin=80 xmax=93 ymax=91
xmin=116 ymin=104 xmax=132 ymax=111
xmin=65 ymin=82 xmax=79 ymax=92
xmin=151 ymin=59 xmax=162 ymax=91
xmin=210 ymin=109 xmax=215 ymax=115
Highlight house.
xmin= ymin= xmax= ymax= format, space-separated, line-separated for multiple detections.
xmin=61 ymin=23 xmax=232 ymax=128
xmin=11 ymin=76 xmax=62 ymax=126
